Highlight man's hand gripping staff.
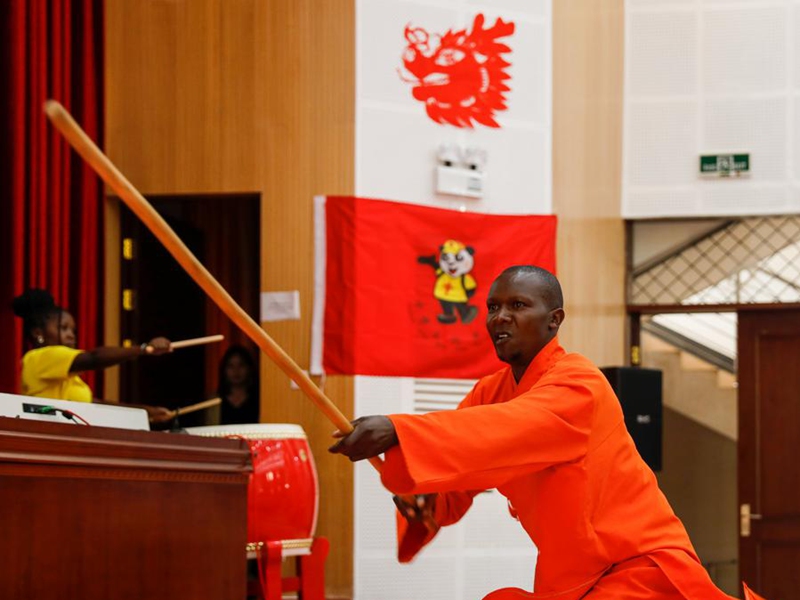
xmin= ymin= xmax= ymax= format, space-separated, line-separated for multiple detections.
xmin=329 ymin=416 xmax=438 ymax=529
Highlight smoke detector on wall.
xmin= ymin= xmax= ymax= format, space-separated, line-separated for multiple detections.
xmin=435 ymin=144 xmax=486 ymax=199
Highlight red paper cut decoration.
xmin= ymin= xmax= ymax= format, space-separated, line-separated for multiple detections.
xmin=399 ymin=14 xmax=515 ymax=129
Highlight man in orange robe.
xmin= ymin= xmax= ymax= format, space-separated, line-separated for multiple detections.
xmin=330 ymin=266 xmax=748 ymax=599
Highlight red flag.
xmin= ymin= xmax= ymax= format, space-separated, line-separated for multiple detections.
xmin=311 ymin=196 xmax=556 ymax=379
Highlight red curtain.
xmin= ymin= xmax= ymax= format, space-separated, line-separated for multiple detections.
xmin=0 ymin=0 xmax=105 ymax=394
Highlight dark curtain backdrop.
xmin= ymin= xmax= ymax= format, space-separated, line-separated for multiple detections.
xmin=148 ymin=197 xmax=261 ymax=398
xmin=0 ymin=0 xmax=105 ymax=394
xmin=190 ymin=198 xmax=260 ymax=397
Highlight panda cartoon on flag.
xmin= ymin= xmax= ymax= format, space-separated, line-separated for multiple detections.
xmin=417 ymin=239 xmax=479 ymax=325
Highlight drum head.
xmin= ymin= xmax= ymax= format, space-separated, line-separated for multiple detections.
xmin=185 ymin=423 xmax=306 ymax=440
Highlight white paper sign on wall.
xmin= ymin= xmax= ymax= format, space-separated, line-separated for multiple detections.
xmin=260 ymin=290 xmax=301 ymax=322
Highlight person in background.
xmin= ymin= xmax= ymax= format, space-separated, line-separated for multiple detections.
xmin=215 ymin=345 xmax=260 ymax=425
xmin=12 ymin=288 xmax=174 ymax=424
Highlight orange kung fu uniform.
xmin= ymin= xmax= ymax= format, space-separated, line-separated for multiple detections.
xmin=381 ymin=338 xmax=734 ymax=600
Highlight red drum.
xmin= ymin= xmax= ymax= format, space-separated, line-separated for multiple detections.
xmin=187 ymin=424 xmax=319 ymax=545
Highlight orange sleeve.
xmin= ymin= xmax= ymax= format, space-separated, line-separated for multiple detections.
xmin=396 ymin=489 xmax=481 ymax=563
xmin=381 ymin=363 xmax=594 ymax=496
xmin=393 ymin=382 xmax=489 ymax=562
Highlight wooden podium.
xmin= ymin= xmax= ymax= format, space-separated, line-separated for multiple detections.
xmin=0 ymin=416 xmax=251 ymax=599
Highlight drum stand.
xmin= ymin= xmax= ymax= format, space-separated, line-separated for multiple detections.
xmin=247 ymin=537 xmax=329 ymax=600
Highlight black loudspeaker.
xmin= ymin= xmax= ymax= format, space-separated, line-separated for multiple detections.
xmin=600 ymin=367 xmax=663 ymax=472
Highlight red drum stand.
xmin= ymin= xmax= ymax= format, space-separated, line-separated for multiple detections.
xmin=248 ymin=538 xmax=330 ymax=600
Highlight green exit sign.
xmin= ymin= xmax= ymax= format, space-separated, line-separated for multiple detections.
xmin=700 ymin=153 xmax=750 ymax=177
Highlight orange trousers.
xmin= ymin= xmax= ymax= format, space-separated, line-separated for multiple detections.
xmin=582 ymin=557 xmax=681 ymax=599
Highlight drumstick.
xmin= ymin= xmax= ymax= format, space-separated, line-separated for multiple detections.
xmin=43 ymin=100 xmax=382 ymax=472
xmin=142 ymin=334 xmax=225 ymax=353
xmin=172 ymin=397 xmax=222 ymax=417
xmin=171 ymin=334 xmax=224 ymax=350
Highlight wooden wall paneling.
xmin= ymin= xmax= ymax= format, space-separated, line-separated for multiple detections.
xmin=105 ymin=0 xmax=224 ymax=193
xmin=103 ymin=197 xmax=121 ymax=401
xmin=174 ymin=0 xmax=223 ymax=191
xmin=106 ymin=0 xmax=181 ymax=190
xmin=221 ymin=0 xmax=261 ymax=191
xmin=105 ymin=0 xmax=260 ymax=388
xmin=258 ymin=2 xmax=356 ymax=595
xmin=103 ymin=0 xmax=125 ymax=403
xmin=552 ymin=0 xmax=626 ymax=367
xmin=107 ymin=0 xmax=357 ymax=595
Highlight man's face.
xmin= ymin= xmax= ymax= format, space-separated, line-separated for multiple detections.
xmin=485 ymin=272 xmax=560 ymax=372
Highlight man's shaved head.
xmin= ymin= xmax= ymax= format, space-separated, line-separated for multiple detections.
xmin=498 ymin=265 xmax=563 ymax=310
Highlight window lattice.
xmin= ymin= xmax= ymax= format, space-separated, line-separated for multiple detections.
xmin=631 ymin=216 xmax=800 ymax=306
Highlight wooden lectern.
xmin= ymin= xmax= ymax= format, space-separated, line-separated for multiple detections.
xmin=0 ymin=416 xmax=251 ymax=599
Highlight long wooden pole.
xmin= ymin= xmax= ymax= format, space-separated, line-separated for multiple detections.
xmin=43 ymin=100 xmax=382 ymax=471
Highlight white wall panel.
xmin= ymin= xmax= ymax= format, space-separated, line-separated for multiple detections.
xmin=358 ymin=1 xmax=457 ymax=107
xmin=463 ymin=555 xmax=536 ymax=599
xmin=703 ymin=97 xmax=787 ymax=180
xmin=481 ymin=14 xmax=549 ymax=124
xmin=628 ymin=12 xmax=697 ymax=97
xmin=792 ymin=96 xmax=800 ymax=179
xmin=358 ymin=106 xmax=549 ymax=213
xmin=625 ymin=189 xmax=700 ymax=218
xmin=628 ymin=0 xmax=696 ymax=7
xmin=626 ymin=102 xmax=698 ymax=187
xmin=461 ymin=491 xmax=533 ymax=549
xmin=793 ymin=8 xmax=800 ymax=87
xmin=465 ymin=0 xmax=549 ymax=18
xmin=624 ymin=0 xmax=800 ymax=217
xmin=701 ymin=183 xmax=790 ymax=212
xmin=702 ymin=6 xmax=786 ymax=94
xmin=357 ymin=554 xmax=464 ymax=600
xmin=357 ymin=0 xmax=552 ymax=214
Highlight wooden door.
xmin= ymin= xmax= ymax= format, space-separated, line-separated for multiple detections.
xmin=117 ymin=194 xmax=261 ymax=425
xmin=738 ymin=309 xmax=800 ymax=598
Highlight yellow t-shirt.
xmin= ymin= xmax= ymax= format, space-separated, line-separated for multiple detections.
xmin=21 ymin=346 xmax=93 ymax=403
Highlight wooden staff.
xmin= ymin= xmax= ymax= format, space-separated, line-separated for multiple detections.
xmin=43 ymin=100 xmax=382 ymax=471
xmin=171 ymin=397 xmax=222 ymax=418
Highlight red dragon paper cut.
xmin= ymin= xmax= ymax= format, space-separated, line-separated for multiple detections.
xmin=399 ymin=14 xmax=515 ymax=129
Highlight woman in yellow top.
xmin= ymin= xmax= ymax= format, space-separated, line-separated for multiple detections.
xmin=12 ymin=288 xmax=173 ymax=422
